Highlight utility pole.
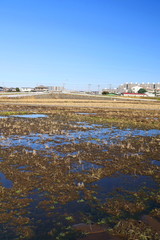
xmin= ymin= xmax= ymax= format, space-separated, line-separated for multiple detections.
xmin=62 ymin=83 xmax=65 ymax=90
xmin=97 ymin=85 xmax=100 ymax=94
xmin=88 ymin=84 xmax=91 ymax=93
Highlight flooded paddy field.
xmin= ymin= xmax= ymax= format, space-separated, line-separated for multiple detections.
xmin=0 ymin=104 xmax=160 ymax=240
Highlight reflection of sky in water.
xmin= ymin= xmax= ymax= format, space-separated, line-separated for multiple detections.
xmin=0 ymin=114 xmax=48 ymax=119
xmin=151 ymin=160 xmax=160 ymax=166
xmin=92 ymin=174 xmax=158 ymax=200
xmin=0 ymin=117 xmax=159 ymax=239
xmin=0 ymin=172 xmax=13 ymax=188
xmin=70 ymin=160 xmax=103 ymax=173
xmin=12 ymin=114 xmax=48 ymax=118
xmin=0 ymin=123 xmax=160 ymax=152
xmin=75 ymin=122 xmax=101 ymax=129
xmin=0 ymin=116 xmax=8 ymax=119
xmin=76 ymin=112 xmax=97 ymax=115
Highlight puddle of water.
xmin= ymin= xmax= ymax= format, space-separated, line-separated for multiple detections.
xmin=75 ymin=122 xmax=102 ymax=129
xmin=12 ymin=114 xmax=48 ymax=118
xmin=94 ymin=174 xmax=158 ymax=198
xmin=17 ymin=165 xmax=32 ymax=172
xmin=0 ymin=119 xmax=159 ymax=239
xmin=76 ymin=112 xmax=97 ymax=115
xmin=0 ymin=124 xmax=160 ymax=153
xmin=67 ymin=127 xmax=160 ymax=145
xmin=0 ymin=116 xmax=8 ymax=119
xmin=0 ymin=134 xmax=64 ymax=151
xmin=146 ymin=117 xmax=159 ymax=120
xmin=0 ymin=172 xmax=13 ymax=188
xmin=70 ymin=161 xmax=103 ymax=173
xmin=151 ymin=160 xmax=160 ymax=166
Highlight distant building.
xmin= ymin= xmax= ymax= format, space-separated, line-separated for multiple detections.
xmin=20 ymin=85 xmax=65 ymax=93
xmin=0 ymin=87 xmax=4 ymax=91
xmin=8 ymin=88 xmax=17 ymax=92
xmin=48 ymin=86 xmax=64 ymax=92
xmin=131 ymin=86 xmax=142 ymax=93
xmin=20 ymin=87 xmax=34 ymax=92
xmin=117 ymin=82 xmax=160 ymax=94
xmin=34 ymin=85 xmax=49 ymax=92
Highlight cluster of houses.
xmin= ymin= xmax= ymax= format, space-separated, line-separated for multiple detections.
xmin=0 ymin=85 xmax=65 ymax=93
xmin=103 ymin=82 xmax=160 ymax=97
xmin=1 ymin=82 xmax=160 ymax=97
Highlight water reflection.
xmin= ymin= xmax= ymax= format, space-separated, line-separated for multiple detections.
xmin=0 ymin=118 xmax=159 ymax=239
xmin=0 ymin=172 xmax=13 ymax=188
xmin=12 ymin=114 xmax=48 ymax=118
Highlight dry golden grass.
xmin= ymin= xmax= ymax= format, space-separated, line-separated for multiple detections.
xmin=0 ymin=95 xmax=160 ymax=110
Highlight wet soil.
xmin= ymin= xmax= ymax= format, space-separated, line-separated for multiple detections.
xmin=74 ymin=223 xmax=121 ymax=240
xmin=0 ymin=104 xmax=160 ymax=240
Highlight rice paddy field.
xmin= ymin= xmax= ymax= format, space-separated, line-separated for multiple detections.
xmin=0 ymin=94 xmax=160 ymax=240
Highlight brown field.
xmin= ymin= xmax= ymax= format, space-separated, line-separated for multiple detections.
xmin=0 ymin=93 xmax=160 ymax=240
xmin=0 ymin=93 xmax=160 ymax=110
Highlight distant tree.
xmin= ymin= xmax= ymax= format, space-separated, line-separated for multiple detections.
xmin=102 ymin=91 xmax=109 ymax=95
xmin=16 ymin=88 xmax=20 ymax=92
xmin=138 ymin=88 xmax=147 ymax=94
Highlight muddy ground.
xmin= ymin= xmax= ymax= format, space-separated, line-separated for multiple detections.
xmin=0 ymin=96 xmax=160 ymax=240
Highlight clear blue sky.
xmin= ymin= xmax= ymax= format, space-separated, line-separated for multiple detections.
xmin=0 ymin=0 xmax=160 ymax=90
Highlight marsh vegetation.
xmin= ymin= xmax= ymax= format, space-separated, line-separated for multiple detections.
xmin=0 ymin=103 xmax=160 ymax=240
